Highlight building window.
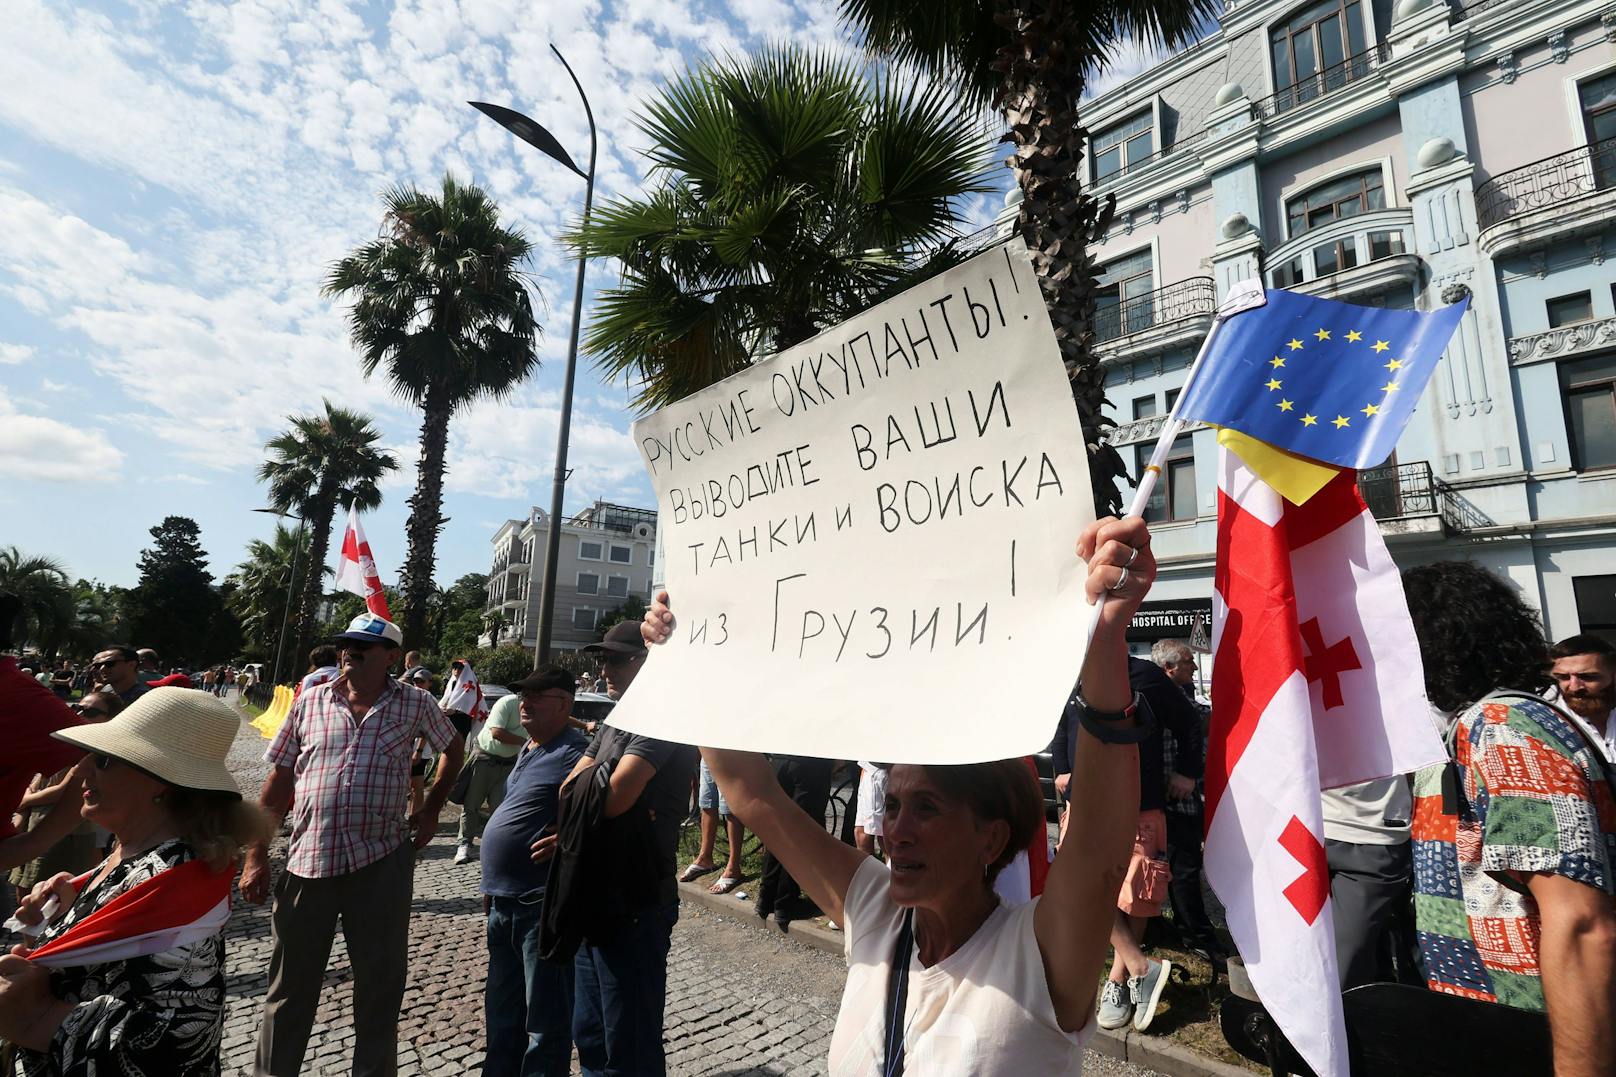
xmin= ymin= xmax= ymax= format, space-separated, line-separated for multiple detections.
xmin=1093 ymin=110 xmax=1154 ymax=183
xmin=1271 ymin=256 xmax=1305 ymax=288
xmin=577 ymin=572 xmax=599 ymax=595
xmin=1581 ymin=71 xmax=1616 ymax=189
xmin=1136 ymin=434 xmax=1196 ymax=523
xmin=1312 ymin=237 xmax=1359 ymax=276
xmin=609 ymin=544 xmax=632 ymax=564
xmin=649 ymin=548 xmax=655 ymax=567
xmin=1548 ymin=292 xmax=1593 ymax=329
xmin=1367 ymin=230 xmax=1404 ymax=261
xmin=606 ymin=576 xmax=629 ymax=599
xmin=1564 ymin=354 xmax=1616 ymax=470
xmin=579 ymin=540 xmax=602 ymax=560
xmin=1165 ymin=387 xmax=1182 ymax=412
xmin=1095 ymin=249 xmax=1155 ymax=342
xmin=573 ymin=608 xmax=596 ymax=631
xmin=1132 ymin=395 xmax=1158 ymax=421
xmin=1286 ymin=169 xmax=1384 ymax=238
xmin=1270 ymin=0 xmax=1369 ymax=110
xmin=1574 ymin=574 xmax=1616 ymax=646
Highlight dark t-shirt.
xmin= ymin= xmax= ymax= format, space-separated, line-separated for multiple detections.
xmin=0 ymin=657 xmax=84 ymax=840
xmin=587 ymin=724 xmax=700 ymax=906
xmin=480 ymin=727 xmax=589 ymax=899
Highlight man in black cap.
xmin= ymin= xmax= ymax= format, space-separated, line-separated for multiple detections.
xmin=561 ymin=620 xmax=699 ymax=1075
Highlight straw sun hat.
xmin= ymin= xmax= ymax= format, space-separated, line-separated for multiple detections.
xmin=52 ymin=686 xmax=243 ymax=797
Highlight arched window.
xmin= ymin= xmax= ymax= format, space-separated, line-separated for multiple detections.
xmin=1285 ymin=168 xmax=1385 ymax=238
xmin=1270 ymin=0 xmax=1369 ymax=106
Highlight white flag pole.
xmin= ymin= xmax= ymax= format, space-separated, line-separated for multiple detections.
xmin=1086 ymin=280 xmax=1267 ymax=645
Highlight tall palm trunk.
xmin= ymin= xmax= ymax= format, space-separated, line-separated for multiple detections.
xmin=399 ymin=385 xmax=452 ymax=649
xmin=290 ymin=473 xmax=338 ymax=677
xmin=996 ymin=1 xmax=1127 ymax=517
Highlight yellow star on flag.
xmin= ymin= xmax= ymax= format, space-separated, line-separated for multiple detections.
xmin=1384 ymin=358 xmax=1404 ymax=371
xmin=1270 ymin=356 xmax=1286 ymax=368
xmin=1314 ymin=328 xmax=1331 ymax=341
xmin=1361 ymin=403 xmax=1380 ymax=417
xmin=1266 ymin=378 xmax=1283 ymax=391
xmin=1345 ymin=330 xmax=1362 ymax=342
xmin=1278 ymin=398 xmax=1295 ymax=412
xmin=1332 ymin=415 xmax=1351 ymax=429
xmin=1381 ymin=380 xmax=1400 ymax=393
xmin=1301 ymin=414 xmax=1318 ymax=426
xmin=1372 ymin=340 xmax=1390 ymax=353
xmin=1288 ymin=339 xmax=1305 ymax=351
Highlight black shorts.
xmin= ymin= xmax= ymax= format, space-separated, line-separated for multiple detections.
xmin=411 ymin=760 xmax=428 ymax=777
xmin=449 ymin=713 xmax=474 ymax=739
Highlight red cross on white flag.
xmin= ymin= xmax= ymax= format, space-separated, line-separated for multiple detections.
xmin=1204 ymin=447 xmax=1446 ymax=1077
xmin=334 ymin=506 xmax=392 ymax=621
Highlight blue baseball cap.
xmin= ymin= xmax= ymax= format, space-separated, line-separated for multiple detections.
xmin=331 ymin=613 xmax=403 ymax=647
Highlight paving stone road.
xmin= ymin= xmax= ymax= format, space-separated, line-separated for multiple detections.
xmin=220 ymin=708 xmax=1161 ymax=1076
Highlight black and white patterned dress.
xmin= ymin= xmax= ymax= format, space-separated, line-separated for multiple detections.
xmin=16 ymin=839 xmax=225 ymax=1077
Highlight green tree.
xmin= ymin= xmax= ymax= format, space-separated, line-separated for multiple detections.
xmin=0 ymin=548 xmax=73 ymax=654
xmin=126 ymin=516 xmax=225 ymax=667
xmin=839 ymin=0 xmax=1218 ymax=514
xmin=62 ymin=580 xmax=132 ymax=658
xmin=596 ymin=596 xmax=648 ymax=638
xmin=259 ymin=401 xmax=397 ymax=673
xmin=566 ymin=44 xmax=994 ymax=411
xmin=326 ymin=174 xmax=541 ymax=649
xmin=469 ymin=644 xmax=536 ymax=688
xmin=427 ymin=572 xmax=491 ymax=656
xmin=226 ymin=523 xmax=315 ymax=664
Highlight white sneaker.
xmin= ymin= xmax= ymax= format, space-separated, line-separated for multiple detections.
xmin=1128 ymin=959 xmax=1173 ymax=1032
xmin=453 ymin=843 xmax=472 ymax=864
xmin=1096 ymin=979 xmax=1133 ymax=1030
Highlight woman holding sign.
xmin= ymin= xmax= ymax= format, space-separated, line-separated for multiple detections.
xmin=644 ymin=515 xmax=1154 ymax=1074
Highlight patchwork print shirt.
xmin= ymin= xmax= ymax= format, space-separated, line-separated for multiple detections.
xmin=1411 ymin=693 xmax=1616 ymax=1011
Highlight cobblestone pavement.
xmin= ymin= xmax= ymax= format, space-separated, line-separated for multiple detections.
xmin=220 ymin=710 xmax=1161 ymax=1075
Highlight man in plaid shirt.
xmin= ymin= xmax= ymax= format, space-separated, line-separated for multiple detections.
xmin=241 ymin=613 xmax=464 ymax=1077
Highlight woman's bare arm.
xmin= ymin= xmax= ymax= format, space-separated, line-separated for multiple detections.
xmin=643 ymin=593 xmax=866 ymax=924
xmin=1034 ymin=517 xmax=1153 ymax=1032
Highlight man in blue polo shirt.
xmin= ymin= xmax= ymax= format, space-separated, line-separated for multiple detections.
xmin=479 ymin=667 xmax=589 ymax=1077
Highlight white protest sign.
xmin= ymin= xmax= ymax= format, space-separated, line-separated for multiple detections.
xmin=607 ymin=239 xmax=1097 ymax=763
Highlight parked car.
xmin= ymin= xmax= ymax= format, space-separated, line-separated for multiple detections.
xmin=481 ymin=684 xmax=512 ymax=707
xmin=572 ymin=691 xmax=615 ymax=727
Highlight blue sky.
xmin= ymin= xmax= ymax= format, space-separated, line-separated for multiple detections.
xmin=0 ymin=0 xmax=1171 ymax=591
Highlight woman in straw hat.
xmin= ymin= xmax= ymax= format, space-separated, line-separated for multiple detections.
xmin=0 ymin=687 xmax=269 ymax=1076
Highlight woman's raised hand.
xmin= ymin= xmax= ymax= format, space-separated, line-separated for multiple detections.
xmin=642 ymin=590 xmax=674 ymax=647
xmin=1076 ymin=516 xmax=1156 ymax=631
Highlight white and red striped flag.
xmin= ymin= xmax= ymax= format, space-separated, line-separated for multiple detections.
xmin=14 ymin=859 xmax=234 ymax=968
xmin=1204 ymin=447 xmax=1446 ymax=1077
xmin=440 ymin=660 xmax=490 ymax=723
xmin=334 ymin=505 xmax=392 ymax=620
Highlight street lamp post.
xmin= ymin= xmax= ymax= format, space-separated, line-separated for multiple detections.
xmin=254 ymin=507 xmax=305 ymax=686
xmin=471 ymin=44 xmax=597 ymax=668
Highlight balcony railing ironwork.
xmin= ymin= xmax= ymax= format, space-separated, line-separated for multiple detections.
xmin=1251 ymin=42 xmax=1390 ymax=120
xmin=1359 ymin=461 xmax=1440 ymax=521
xmin=1474 ymin=137 xmax=1616 ymax=231
xmin=1094 ymin=277 xmax=1216 ymax=345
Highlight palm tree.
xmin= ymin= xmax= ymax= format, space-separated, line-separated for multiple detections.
xmin=258 ymin=402 xmax=397 ymax=666
xmin=839 ymin=0 xmax=1219 ymax=515
xmin=226 ymin=523 xmax=323 ymax=662
xmin=567 ymin=44 xmax=995 ymax=411
xmin=0 ymin=547 xmax=73 ymax=653
xmin=326 ymin=175 xmax=540 ymax=647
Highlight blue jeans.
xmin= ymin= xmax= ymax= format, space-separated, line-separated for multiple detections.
xmin=484 ymin=894 xmax=573 ymax=1077
xmin=572 ymin=902 xmax=679 ymax=1077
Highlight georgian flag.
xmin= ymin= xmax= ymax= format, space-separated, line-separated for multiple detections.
xmin=334 ymin=506 xmax=392 ymax=619
xmin=1204 ymin=448 xmax=1446 ymax=1077
xmin=15 ymin=859 xmax=235 ymax=969
xmin=440 ymin=661 xmax=489 ymax=723
xmin=994 ymin=757 xmax=1054 ymax=907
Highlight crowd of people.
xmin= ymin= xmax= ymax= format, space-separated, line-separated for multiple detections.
xmin=2 ymin=519 xmax=1614 ymax=1076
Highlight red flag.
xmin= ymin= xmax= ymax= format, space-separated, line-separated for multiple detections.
xmin=21 ymin=858 xmax=234 ymax=968
xmin=334 ymin=505 xmax=391 ymax=619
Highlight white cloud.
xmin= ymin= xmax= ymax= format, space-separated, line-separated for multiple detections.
xmin=0 ymin=342 xmax=33 ymax=364
xmin=0 ymin=399 xmax=124 ymax=482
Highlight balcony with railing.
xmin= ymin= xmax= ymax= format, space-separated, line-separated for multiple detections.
xmin=1359 ymin=461 xmax=1468 ymax=535
xmin=1094 ymin=277 xmax=1216 ymax=360
xmin=1251 ymin=42 xmax=1390 ymax=121
xmin=1474 ymin=138 xmax=1616 ymax=253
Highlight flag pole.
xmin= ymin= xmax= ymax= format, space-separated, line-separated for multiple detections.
xmin=1085 ymin=280 xmax=1266 ymax=645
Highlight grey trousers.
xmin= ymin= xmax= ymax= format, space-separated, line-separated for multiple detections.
xmin=254 ymin=843 xmax=415 ymax=1077
xmin=1326 ymin=838 xmax=1414 ymax=990
xmin=457 ymin=756 xmax=513 ymax=843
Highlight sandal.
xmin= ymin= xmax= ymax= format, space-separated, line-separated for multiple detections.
xmin=679 ymin=862 xmax=719 ymax=883
xmin=709 ymin=875 xmax=744 ymax=895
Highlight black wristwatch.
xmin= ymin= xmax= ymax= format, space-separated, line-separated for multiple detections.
xmin=1076 ymin=690 xmax=1156 ymax=744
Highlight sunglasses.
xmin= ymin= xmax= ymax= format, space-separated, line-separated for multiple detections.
xmin=600 ymin=652 xmax=642 ymax=667
xmin=89 ymin=658 xmax=130 ymax=669
xmin=90 ymin=752 xmax=167 ymax=784
xmin=340 ymin=640 xmax=386 ymax=653
xmin=73 ymin=704 xmax=110 ymax=719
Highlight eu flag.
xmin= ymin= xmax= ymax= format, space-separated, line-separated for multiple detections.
xmin=1174 ymin=288 xmax=1468 ymax=470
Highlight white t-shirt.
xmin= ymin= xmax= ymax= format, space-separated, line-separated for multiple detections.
xmin=828 ymin=857 xmax=1092 ymax=1076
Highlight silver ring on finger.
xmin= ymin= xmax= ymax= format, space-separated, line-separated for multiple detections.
xmin=1123 ymin=545 xmax=1139 ymax=569
xmin=1107 ymin=566 xmax=1130 ymax=592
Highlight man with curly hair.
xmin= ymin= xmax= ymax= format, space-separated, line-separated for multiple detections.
xmin=1404 ymin=562 xmax=1616 ymax=1077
